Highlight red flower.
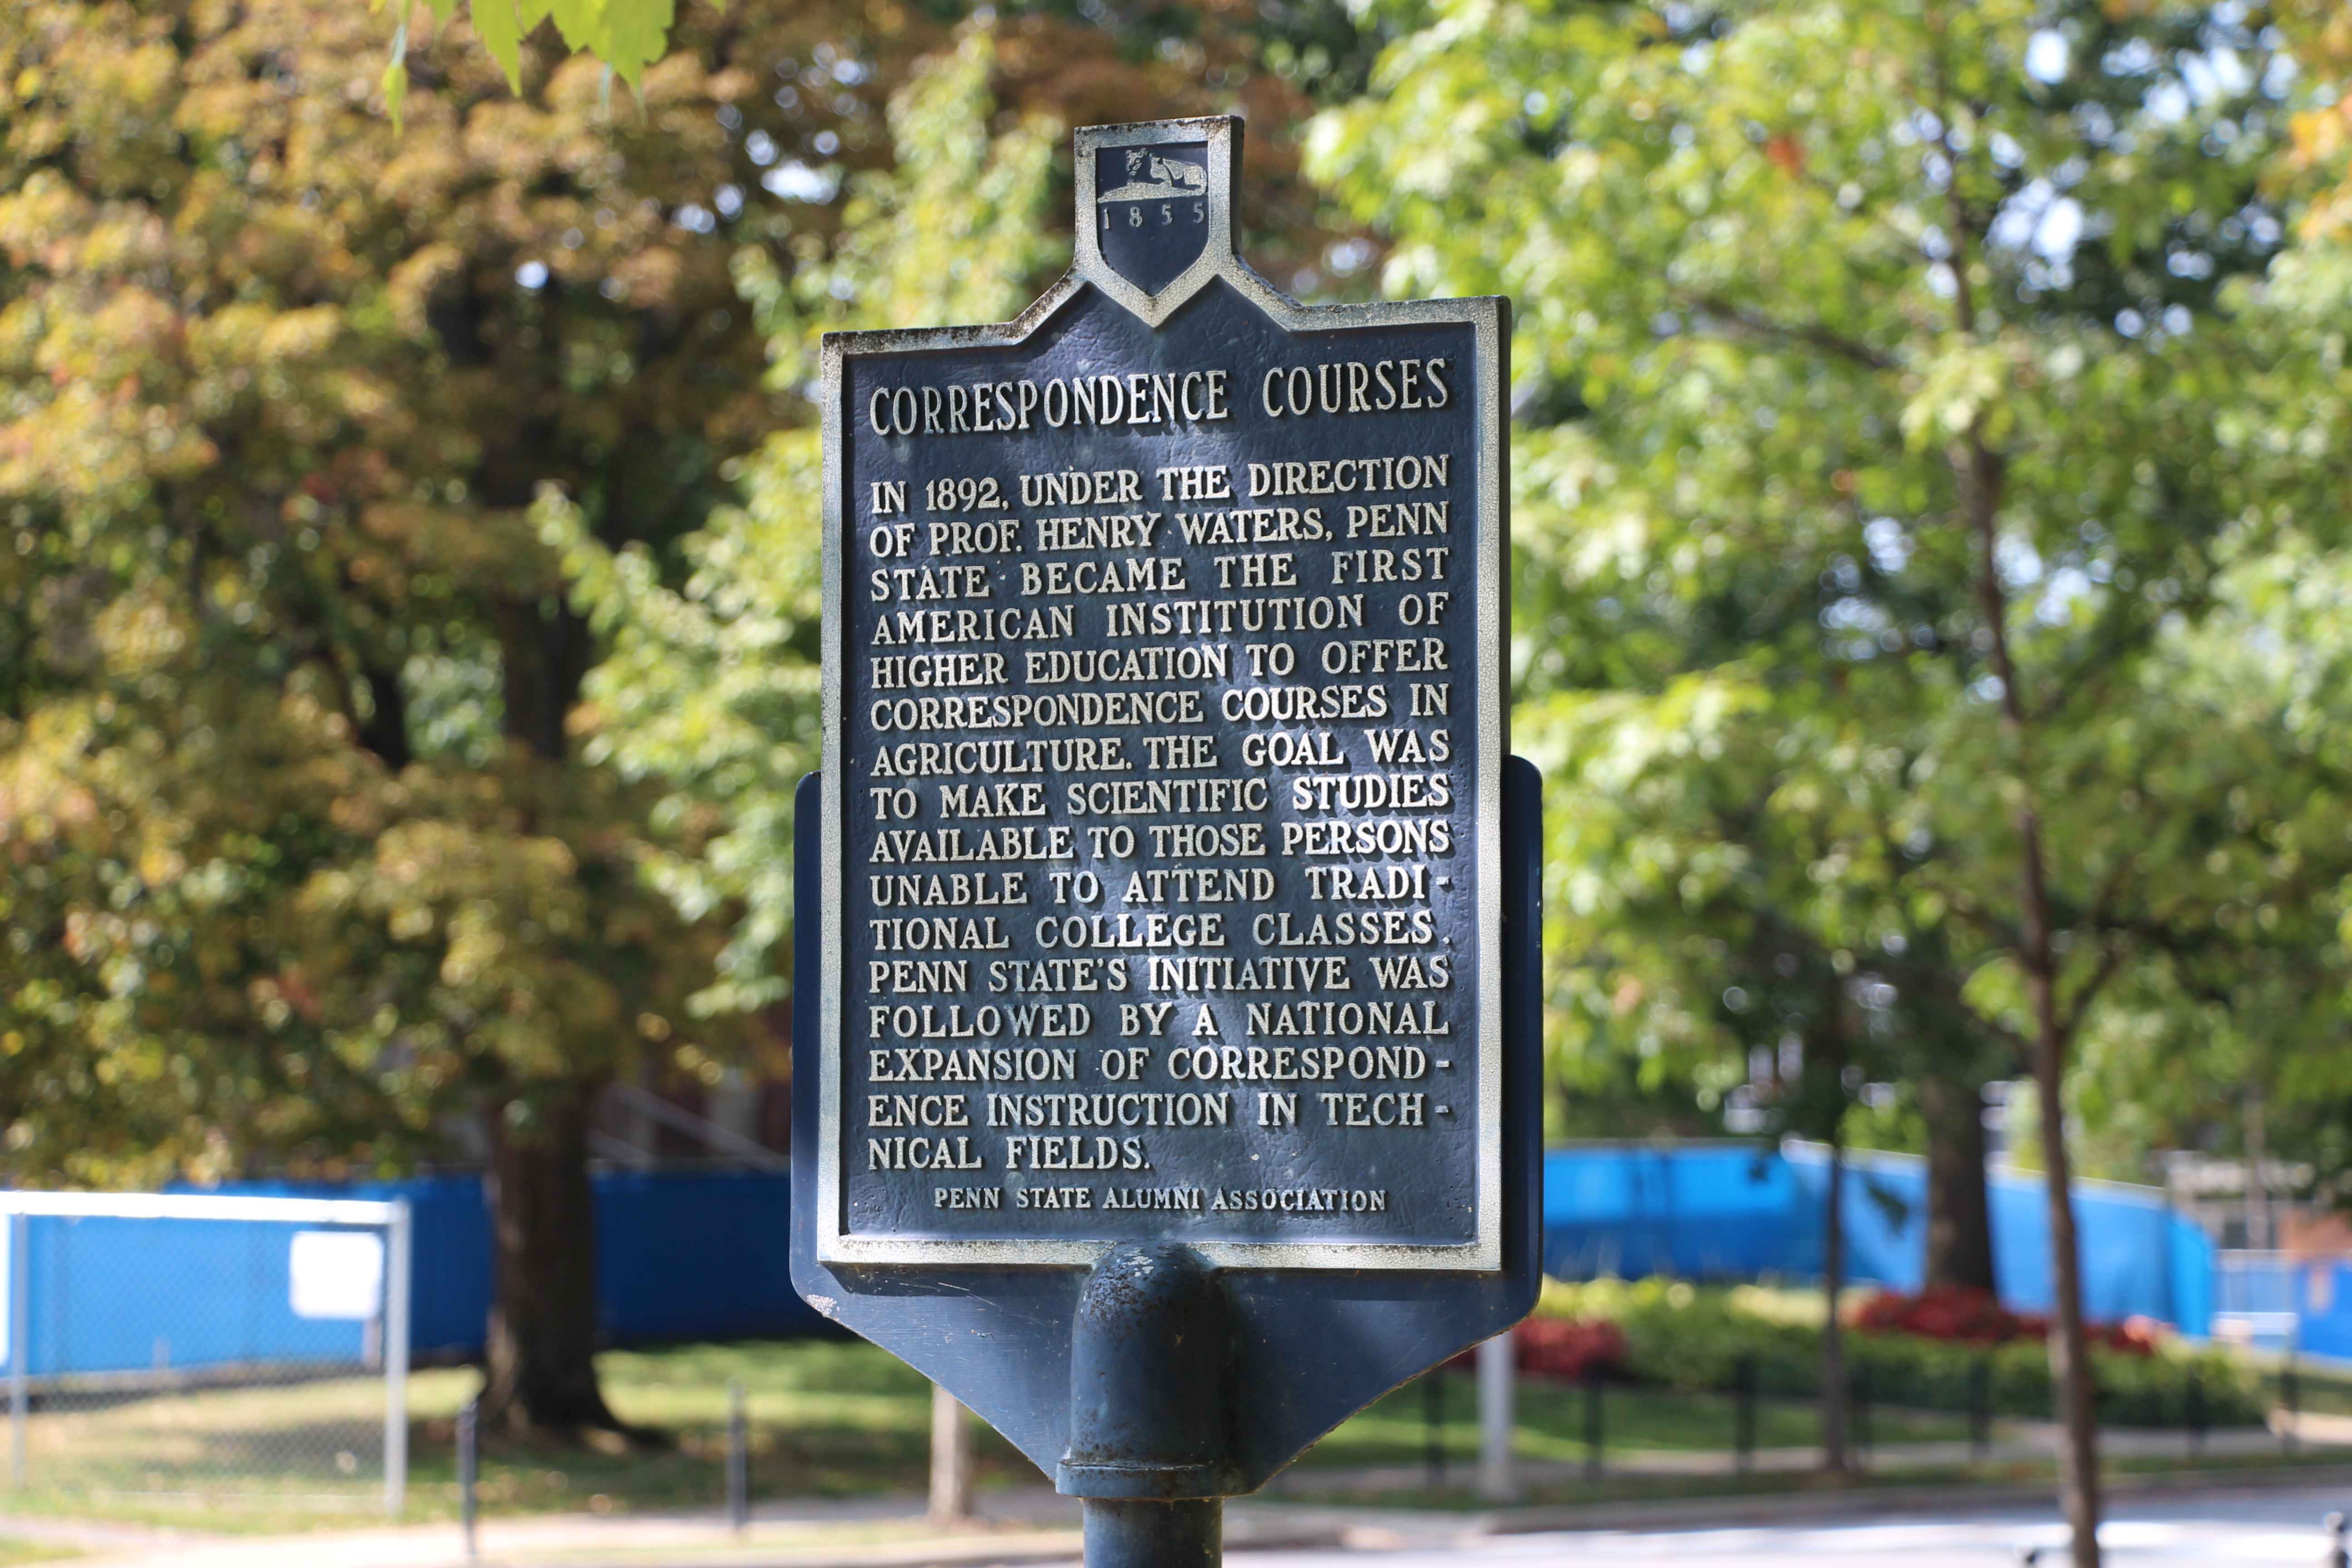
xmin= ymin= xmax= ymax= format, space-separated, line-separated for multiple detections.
xmin=1851 ymin=1288 xmax=2156 ymax=1356
xmin=1514 ymin=1317 xmax=1630 ymax=1382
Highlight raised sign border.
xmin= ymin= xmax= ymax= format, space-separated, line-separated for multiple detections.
xmin=815 ymin=115 xmax=1509 ymax=1271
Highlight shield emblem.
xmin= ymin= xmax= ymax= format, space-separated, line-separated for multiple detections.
xmin=1094 ymin=143 xmax=1211 ymax=295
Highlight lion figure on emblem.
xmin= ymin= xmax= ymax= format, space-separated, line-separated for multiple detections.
xmin=1126 ymin=148 xmax=1207 ymax=193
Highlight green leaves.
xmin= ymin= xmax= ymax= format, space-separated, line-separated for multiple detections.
xmin=382 ymin=0 xmax=680 ymax=114
xmin=1311 ymin=0 xmax=2345 ymax=1154
xmin=746 ymin=28 xmax=1063 ymax=391
xmin=383 ymin=19 xmax=409 ymax=134
xmin=0 ymin=0 xmax=796 ymax=1182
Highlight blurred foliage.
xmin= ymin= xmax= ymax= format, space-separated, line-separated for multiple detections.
xmin=0 ymin=0 xmax=817 ymax=1184
xmin=1535 ymin=1279 xmax=2263 ymax=1425
xmin=13 ymin=0 xmax=2352 ymax=1263
xmin=0 ymin=0 xmax=1378 ymax=1180
xmin=1307 ymin=0 xmax=2352 ymax=1179
xmin=553 ymin=6 xmax=1380 ymax=1013
xmin=546 ymin=30 xmax=1058 ymax=1013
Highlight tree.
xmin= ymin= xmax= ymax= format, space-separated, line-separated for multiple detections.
xmin=2 ymin=0 xmax=1378 ymax=1433
xmin=0 ymin=0 xmax=867 ymax=1431
xmin=1309 ymin=3 xmax=2313 ymax=1558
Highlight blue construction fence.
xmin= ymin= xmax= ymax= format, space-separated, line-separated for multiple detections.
xmin=1542 ymin=1141 xmax=2216 ymax=1333
xmin=202 ymin=1169 xmax=827 ymax=1361
xmin=5 ymin=1209 xmax=384 ymax=1381
xmin=10 ymin=1142 xmax=2251 ymax=1377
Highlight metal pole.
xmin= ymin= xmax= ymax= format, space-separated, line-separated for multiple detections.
xmin=727 ymin=1378 xmax=750 ymax=1533
xmin=929 ymin=1382 xmax=972 ymax=1524
xmin=1058 ymin=1245 xmax=1236 ymax=1568
xmin=1476 ymin=1330 xmax=1516 ymax=1503
xmin=383 ymin=1200 xmax=411 ymax=1520
xmin=458 ymin=1396 xmax=479 ymax=1561
xmin=1422 ymin=1368 xmax=1445 ymax=1489
xmin=1081 ymin=1499 xmax=1220 ymax=1568
xmin=9 ymin=1209 xmax=25 ymax=1491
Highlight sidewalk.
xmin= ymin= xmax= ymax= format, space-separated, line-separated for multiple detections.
xmin=24 ymin=1494 xmax=1084 ymax=1568
xmin=20 ymin=1489 xmax=1377 ymax=1568
xmin=33 ymin=1449 xmax=2352 ymax=1568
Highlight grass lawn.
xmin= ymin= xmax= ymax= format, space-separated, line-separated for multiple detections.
xmin=0 ymin=1336 xmax=2265 ymax=1529
xmin=1291 ymin=1444 xmax=2352 ymax=1513
xmin=0 ymin=1546 xmax=79 ymax=1565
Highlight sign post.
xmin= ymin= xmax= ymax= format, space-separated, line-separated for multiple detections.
xmin=794 ymin=116 xmax=1540 ymax=1563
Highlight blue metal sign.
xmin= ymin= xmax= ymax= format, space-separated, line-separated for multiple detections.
xmin=794 ymin=115 xmax=1540 ymax=1527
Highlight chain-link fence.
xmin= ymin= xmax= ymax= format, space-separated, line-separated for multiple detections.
xmin=3 ymin=1191 xmax=410 ymax=1518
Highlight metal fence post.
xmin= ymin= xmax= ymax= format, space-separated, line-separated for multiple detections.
xmin=383 ymin=1200 xmax=411 ymax=1519
xmin=1733 ymin=1353 xmax=1757 ymax=1474
xmin=1851 ymin=1361 xmax=1872 ymax=1471
xmin=9 ymin=1208 xmax=25 ymax=1491
xmin=1582 ymin=1360 xmax=1604 ymax=1481
xmin=727 ymin=1378 xmax=750 ymax=1533
xmin=2283 ymin=1356 xmax=2301 ymax=1456
xmin=1968 ymin=1355 xmax=1991 ymax=1462
xmin=1477 ymin=1330 xmax=1516 ymax=1504
xmin=2185 ymin=1366 xmax=2205 ymax=1460
xmin=457 ymin=1397 xmax=478 ymax=1561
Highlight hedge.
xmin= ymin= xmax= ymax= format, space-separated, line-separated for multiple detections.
xmin=1530 ymin=1279 xmax=2264 ymax=1428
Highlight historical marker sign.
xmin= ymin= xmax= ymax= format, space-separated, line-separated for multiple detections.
xmin=794 ymin=115 xmax=1539 ymax=1510
xmin=818 ymin=116 xmax=1505 ymax=1272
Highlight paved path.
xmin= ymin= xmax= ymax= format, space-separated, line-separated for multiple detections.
xmin=1250 ymin=1486 xmax=2352 ymax=1565
xmin=24 ymin=1472 xmax=2352 ymax=1567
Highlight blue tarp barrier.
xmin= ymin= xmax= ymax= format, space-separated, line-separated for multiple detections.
xmin=1542 ymin=1142 xmax=2215 ymax=1332
xmin=1539 ymin=1143 xmax=1797 ymax=1283
xmin=38 ymin=1143 xmax=2205 ymax=1375
xmin=182 ymin=1169 xmax=824 ymax=1361
xmin=9 ymin=1212 xmax=372 ymax=1379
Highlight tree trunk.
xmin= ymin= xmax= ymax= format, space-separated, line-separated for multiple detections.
xmin=1921 ymin=1069 xmax=1997 ymax=1295
xmin=2032 ymin=1014 xmax=2100 ymax=1566
xmin=481 ymin=1088 xmax=622 ymax=1432
xmin=476 ymin=597 xmax=619 ymax=1435
xmin=1820 ymin=1127 xmax=1848 ymax=1475
xmin=498 ymin=599 xmax=593 ymax=765
xmin=1958 ymin=422 xmax=2100 ymax=1565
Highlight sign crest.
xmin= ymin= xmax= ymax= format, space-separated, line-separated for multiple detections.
xmin=1093 ymin=142 xmax=1210 ymax=294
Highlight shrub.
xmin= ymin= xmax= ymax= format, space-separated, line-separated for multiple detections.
xmin=1531 ymin=1277 xmax=2264 ymax=1426
xmin=1852 ymin=1286 xmax=2043 ymax=1345
xmin=1514 ymin=1316 xmax=1629 ymax=1382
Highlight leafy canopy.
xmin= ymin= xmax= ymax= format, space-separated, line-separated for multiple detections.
xmin=1307 ymin=0 xmax=2344 ymax=1147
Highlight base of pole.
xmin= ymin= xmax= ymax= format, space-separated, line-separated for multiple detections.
xmin=1081 ymin=1498 xmax=1221 ymax=1568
